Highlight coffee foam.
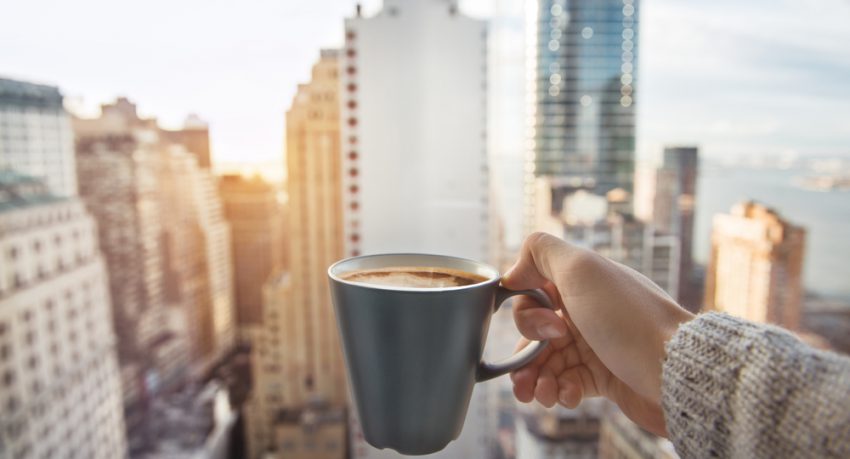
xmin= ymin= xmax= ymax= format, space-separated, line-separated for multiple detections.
xmin=340 ymin=266 xmax=489 ymax=289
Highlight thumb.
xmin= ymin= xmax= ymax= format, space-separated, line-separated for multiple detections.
xmin=502 ymin=232 xmax=571 ymax=290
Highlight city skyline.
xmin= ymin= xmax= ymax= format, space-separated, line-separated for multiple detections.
xmin=1 ymin=0 xmax=849 ymax=175
xmin=2 ymin=0 xmax=850 ymax=457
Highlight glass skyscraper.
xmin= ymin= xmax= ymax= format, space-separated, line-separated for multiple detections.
xmin=528 ymin=0 xmax=639 ymax=195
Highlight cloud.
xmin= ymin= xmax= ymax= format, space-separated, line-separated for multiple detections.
xmin=637 ymin=0 xmax=850 ymax=161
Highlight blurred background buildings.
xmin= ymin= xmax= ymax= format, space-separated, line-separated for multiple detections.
xmin=2 ymin=0 xmax=850 ymax=458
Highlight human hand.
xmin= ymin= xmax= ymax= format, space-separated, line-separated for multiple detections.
xmin=503 ymin=233 xmax=694 ymax=437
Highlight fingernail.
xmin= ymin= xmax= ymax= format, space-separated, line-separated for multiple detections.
xmin=537 ymin=323 xmax=564 ymax=339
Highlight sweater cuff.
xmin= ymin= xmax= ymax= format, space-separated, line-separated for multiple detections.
xmin=660 ymin=312 xmax=762 ymax=457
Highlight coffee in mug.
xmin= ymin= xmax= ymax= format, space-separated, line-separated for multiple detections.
xmin=339 ymin=266 xmax=488 ymax=289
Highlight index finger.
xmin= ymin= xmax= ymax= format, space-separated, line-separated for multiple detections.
xmin=501 ymin=232 xmax=576 ymax=291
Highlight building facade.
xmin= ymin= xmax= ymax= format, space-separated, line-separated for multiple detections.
xmin=246 ymin=50 xmax=347 ymax=459
xmin=526 ymin=0 xmax=639 ymax=232
xmin=160 ymin=146 xmax=236 ymax=375
xmin=654 ymin=147 xmax=698 ymax=307
xmin=74 ymin=99 xmax=235 ymax=451
xmin=0 ymin=78 xmax=77 ymax=197
xmin=73 ymin=118 xmax=180 ymax=406
xmin=0 ymin=173 xmax=127 ymax=458
xmin=598 ymin=410 xmax=678 ymax=459
xmin=341 ymin=0 xmax=490 ymax=262
xmin=704 ymin=201 xmax=806 ymax=329
xmin=160 ymin=114 xmax=213 ymax=169
xmin=219 ymin=174 xmax=284 ymax=341
xmin=515 ymin=402 xmax=605 ymax=459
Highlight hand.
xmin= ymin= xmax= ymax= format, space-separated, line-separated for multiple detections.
xmin=503 ymin=233 xmax=694 ymax=437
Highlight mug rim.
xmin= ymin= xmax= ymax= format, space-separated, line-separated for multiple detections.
xmin=328 ymin=253 xmax=501 ymax=292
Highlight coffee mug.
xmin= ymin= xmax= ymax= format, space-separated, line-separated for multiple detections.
xmin=328 ymin=253 xmax=555 ymax=455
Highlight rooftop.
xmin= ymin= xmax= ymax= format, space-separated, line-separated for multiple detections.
xmin=0 ymin=77 xmax=63 ymax=109
xmin=0 ymin=171 xmax=66 ymax=213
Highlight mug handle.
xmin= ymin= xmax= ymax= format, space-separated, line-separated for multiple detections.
xmin=476 ymin=287 xmax=556 ymax=382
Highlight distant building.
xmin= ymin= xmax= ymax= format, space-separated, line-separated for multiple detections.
xmin=160 ymin=146 xmax=236 ymax=374
xmin=704 ymin=201 xmax=806 ymax=329
xmin=342 ymin=1 xmax=493 ymax=457
xmin=0 ymin=172 xmax=127 ymax=458
xmin=219 ymin=174 xmax=284 ymax=342
xmin=546 ymin=184 xmax=680 ymax=298
xmin=0 ymin=78 xmax=77 ymax=196
xmin=272 ymin=403 xmax=347 ymax=459
xmin=655 ymin=147 xmax=698 ymax=308
xmin=160 ymin=114 xmax=213 ymax=169
xmin=598 ymin=410 xmax=678 ymax=459
xmin=74 ymin=115 xmax=183 ymax=407
xmin=73 ymin=98 xmax=236 ymax=448
xmin=515 ymin=402 xmax=605 ymax=459
xmin=341 ymin=0 xmax=490 ymax=262
xmin=526 ymin=0 xmax=640 ymax=233
xmin=245 ymin=50 xmax=347 ymax=459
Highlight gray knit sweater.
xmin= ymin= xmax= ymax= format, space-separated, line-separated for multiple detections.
xmin=662 ymin=312 xmax=850 ymax=458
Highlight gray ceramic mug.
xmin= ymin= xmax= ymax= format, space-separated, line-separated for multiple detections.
xmin=328 ymin=253 xmax=554 ymax=455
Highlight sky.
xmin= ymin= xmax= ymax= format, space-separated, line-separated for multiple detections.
xmin=2 ymin=0 xmax=850 ymax=175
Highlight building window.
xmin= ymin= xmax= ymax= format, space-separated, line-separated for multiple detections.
xmin=346 ymin=30 xmax=356 ymax=40
xmin=347 ymin=83 xmax=357 ymax=92
xmin=0 ymin=322 xmax=6 ymax=335
xmin=3 ymin=370 xmax=14 ymax=386
xmin=7 ymin=247 xmax=17 ymax=260
xmin=6 ymin=396 xmax=19 ymax=413
xmin=350 ymin=234 xmax=360 ymax=243
xmin=346 ymin=49 xmax=356 ymax=58
xmin=0 ymin=344 xmax=10 ymax=361
xmin=346 ymin=66 xmax=356 ymax=75
xmin=348 ymin=151 xmax=358 ymax=160
xmin=349 ymin=135 xmax=357 ymax=145
xmin=350 ymin=202 xmax=359 ymax=211
xmin=348 ymin=100 xmax=357 ymax=109
xmin=348 ymin=117 xmax=358 ymax=127
xmin=349 ymin=168 xmax=359 ymax=177
xmin=349 ymin=184 xmax=359 ymax=194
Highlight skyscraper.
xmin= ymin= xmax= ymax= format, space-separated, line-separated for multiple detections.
xmin=74 ymin=114 xmax=181 ymax=406
xmin=73 ymin=99 xmax=236 ymax=440
xmin=704 ymin=201 xmax=806 ymax=329
xmin=0 ymin=172 xmax=127 ymax=458
xmin=341 ymin=0 xmax=490 ymax=262
xmin=160 ymin=114 xmax=213 ymax=169
xmin=245 ymin=50 xmax=347 ymax=459
xmin=219 ymin=174 xmax=284 ymax=342
xmin=526 ymin=0 xmax=639 ymax=230
xmin=342 ymin=2 xmax=491 ymax=457
xmin=655 ymin=147 xmax=698 ymax=306
xmin=160 ymin=145 xmax=236 ymax=373
xmin=0 ymin=78 xmax=77 ymax=196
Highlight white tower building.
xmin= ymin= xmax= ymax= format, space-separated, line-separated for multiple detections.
xmin=341 ymin=0 xmax=490 ymax=263
xmin=341 ymin=1 xmax=492 ymax=458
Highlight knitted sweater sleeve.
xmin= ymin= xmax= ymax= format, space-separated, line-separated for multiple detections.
xmin=661 ymin=312 xmax=850 ymax=458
